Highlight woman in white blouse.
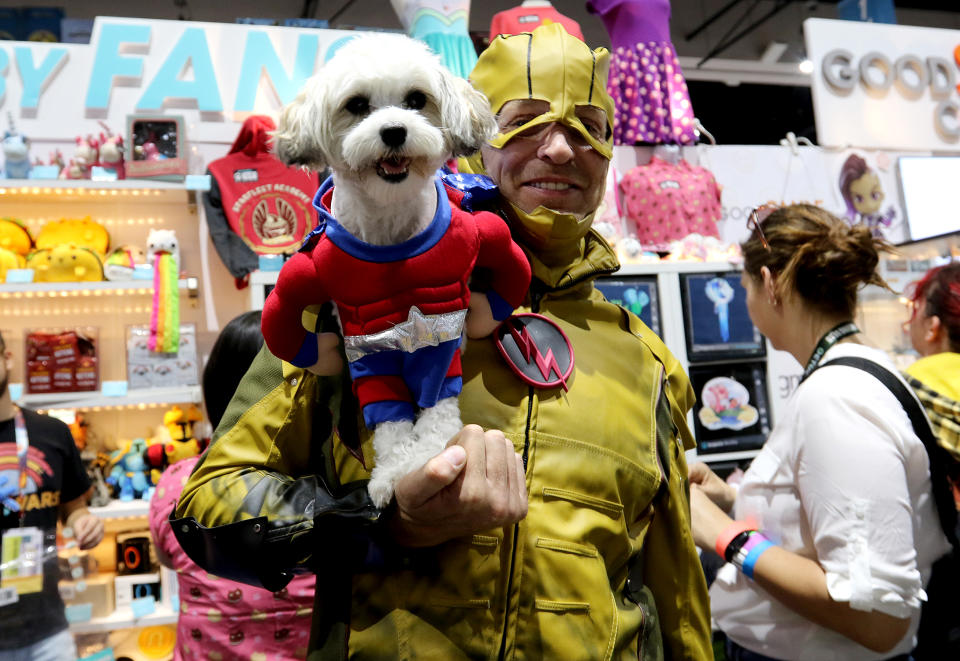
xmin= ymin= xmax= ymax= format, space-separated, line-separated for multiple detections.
xmin=689 ymin=204 xmax=951 ymax=661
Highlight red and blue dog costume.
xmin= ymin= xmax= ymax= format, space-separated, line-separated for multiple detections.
xmin=261 ymin=175 xmax=531 ymax=427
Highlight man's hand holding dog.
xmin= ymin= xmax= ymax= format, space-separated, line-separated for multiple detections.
xmin=390 ymin=424 xmax=528 ymax=547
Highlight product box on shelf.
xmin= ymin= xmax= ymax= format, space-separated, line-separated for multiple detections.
xmin=60 ymin=571 xmax=116 ymax=620
xmin=126 ymin=114 xmax=187 ymax=181
xmin=25 ymin=328 xmax=99 ymax=394
xmin=126 ymin=324 xmax=199 ymax=389
xmin=116 ymin=532 xmax=153 ymax=575
xmin=114 ymin=572 xmax=162 ymax=615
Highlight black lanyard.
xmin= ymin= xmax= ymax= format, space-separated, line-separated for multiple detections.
xmin=801 ymin=321 xmax=860 ymax=382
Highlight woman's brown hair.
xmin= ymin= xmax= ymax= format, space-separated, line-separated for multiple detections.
xmin=742 ymin=204 xmax=894 ymax=319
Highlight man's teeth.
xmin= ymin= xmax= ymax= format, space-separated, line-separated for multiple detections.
xmin=529 ymin=182 xmax=572 ymax=190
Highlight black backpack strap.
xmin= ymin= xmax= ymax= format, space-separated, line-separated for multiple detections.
xmin=813 ymin=356 xmax=960 ymax=552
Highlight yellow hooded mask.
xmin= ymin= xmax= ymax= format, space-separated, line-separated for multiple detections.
xmin=460 ymin=24 xmax=614 ymax=256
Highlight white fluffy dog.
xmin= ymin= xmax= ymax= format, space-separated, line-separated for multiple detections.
xmin=271 ymin=34 xmax=500 ymax=506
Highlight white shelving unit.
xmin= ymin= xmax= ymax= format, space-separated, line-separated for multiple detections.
xmin=249 ymin=269 xmax=280 ymax=310
xmin=69 ymin=604 xmax=178 ymax=634
xmin=14 ymin=385 xmax=202 ymax=412
xmin=88 ymin=499 xmax=152 ymax=520
xmin=0 ymin=177 xmax=210 ymax=192
xmin=0 ymin=177 xmax=208 ymax=636
xmin=0 ymin=278 xmax=198 ymax=297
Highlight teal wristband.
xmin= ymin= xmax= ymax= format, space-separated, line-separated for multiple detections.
xmin=741 ymin=539 xmax=774 ymax=579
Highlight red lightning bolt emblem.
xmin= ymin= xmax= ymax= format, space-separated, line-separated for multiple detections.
xmin=507 ymin=323 xmax=570 ymax=391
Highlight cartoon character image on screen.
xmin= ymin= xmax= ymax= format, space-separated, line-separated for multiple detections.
xmin=704 ymin=277 xmax=734 ymax=342
xmin=698 ymin=376 xmax=759 ymax=431
xmin=839 ymin=154 xmax=896 ymax=239
xmin=621 ymin=286 xmax=650 ymax=319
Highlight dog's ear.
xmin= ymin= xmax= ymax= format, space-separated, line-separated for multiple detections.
xmin=441 ymin=75 xmax=497 ymax=158
xmin=272 ymin=81 xmax=330 ymax=171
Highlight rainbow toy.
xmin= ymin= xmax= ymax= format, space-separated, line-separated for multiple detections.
xmin=149 ymin=252 xmax=179 ymax=353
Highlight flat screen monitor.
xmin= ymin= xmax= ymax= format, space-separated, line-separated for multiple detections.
xmin=897 ymin=156 xmax=960 ymax=243
xmin=680 ymin=272 xmax=765 ymax=363
xmin=689 ymin=361 xmax=772 ymax=455
xmin=594 ymin=276 xmax=661 ymax=337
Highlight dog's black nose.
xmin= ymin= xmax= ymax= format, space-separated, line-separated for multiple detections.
xmin=380 ymin=126 xmax=407 ymax=148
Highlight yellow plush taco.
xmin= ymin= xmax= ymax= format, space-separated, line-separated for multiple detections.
xmin=0 ymin=217 xmax=33 ymax=256
xmin=28 ymin=245 xmax=104 ymax=282
xmin=0 ymin=247 xmax=25 ymax=282
xmin=36 ymin=217 xmax=110 ymax=257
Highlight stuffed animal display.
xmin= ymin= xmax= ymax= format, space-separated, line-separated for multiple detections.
xmin=27 ymin=244 xmax=105 ymax=282
xmin=0 ymin=247 xmax=24 ymax=282
xmin=104 ymin=245 xmax=148 ymax=281
xmin=2 ymin=116 xmax=30 ymax=179
xmin=36 ymin=217 xmax=110 ymax=257
xmin=147 ymin=229 xmax=181 ymax=352
xmin=0 ymin=217 xmax=33 ymax=256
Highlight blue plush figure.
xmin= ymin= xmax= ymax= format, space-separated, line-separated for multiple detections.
xmin=106 ymin=438 xmax=153 ymax=501
xmin=2 ymin=115 xmax=30 ymax=180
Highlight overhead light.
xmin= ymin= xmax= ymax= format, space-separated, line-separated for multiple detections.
xmin=799 ymin=59 xmax=814 ymax=74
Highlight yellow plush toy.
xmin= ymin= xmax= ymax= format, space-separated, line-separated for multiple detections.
xmin=0 ymin=247 xmax=25 ymax=282
xmin=0 ymin=217 xmax=33 ymax=256
xmin=27 ymin=245 xmax=104 ymax=282
xmin=36 ymin=217 xmax=110 ymax=257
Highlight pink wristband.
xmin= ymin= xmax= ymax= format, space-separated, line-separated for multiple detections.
xmin=714 ymin=520 xmax=755 ymax=559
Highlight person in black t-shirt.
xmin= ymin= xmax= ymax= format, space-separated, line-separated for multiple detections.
xmin=0 ymin=329 xmax=103 ymax=660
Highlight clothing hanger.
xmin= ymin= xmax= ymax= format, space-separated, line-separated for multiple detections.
xmin=694 ymin=118 xmax=717 ymax=146
xmin=778 ymin=131 xmax=820 ymax=204
xmin=779 ymin=131 xmax=813 ymax=156
xmin=653 ymin=144 xmax=682 ymax=165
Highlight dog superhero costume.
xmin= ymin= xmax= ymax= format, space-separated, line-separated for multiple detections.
xmin=261 ymin=175 xmax=531 ymax=427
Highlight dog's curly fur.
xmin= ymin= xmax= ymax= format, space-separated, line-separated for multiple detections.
xmin=272 ymin=34 xmax=498 ymax=506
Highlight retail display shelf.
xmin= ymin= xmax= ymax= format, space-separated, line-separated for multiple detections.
xmin=68 ymin=604 xmax=178 ymax=634
xmin=0 ymin=177 xmax=210 ymax=193
xmin=249 ymin=270 xmax=280 ymax=286
xmin=15 ymin=385 xmax=202 ymax=411
xmin=88 ymin=499 xmax=151 ymax=519
xmin=617 ymin=261 xmax=740 ymax=276
xmin=0 ymin=278 xmax=198 ymax=296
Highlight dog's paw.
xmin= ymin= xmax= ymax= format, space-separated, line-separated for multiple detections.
xmin=367 ymin=471 xmax=396 ymax=508
xmin=415 ymin=398 xmax=462 ymax=449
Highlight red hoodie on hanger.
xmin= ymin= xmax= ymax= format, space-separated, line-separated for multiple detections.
xmin=204 ymin=115 xmax=321 ymax=283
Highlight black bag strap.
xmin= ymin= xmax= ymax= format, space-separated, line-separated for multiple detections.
xmin=813 ymin=356 xmax=960 ymax=553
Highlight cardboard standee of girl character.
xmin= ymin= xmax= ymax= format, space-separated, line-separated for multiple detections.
xmin=838 ymin=153 xmax=896 ymax=239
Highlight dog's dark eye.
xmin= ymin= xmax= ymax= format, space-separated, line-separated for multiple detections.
xmin=403 ymin=91 xmax=427 ymax=111
xmin=344 ymin=96 xmax=370 ymax=115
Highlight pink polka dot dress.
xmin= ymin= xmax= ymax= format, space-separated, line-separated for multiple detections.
xmin=587 ymin=0 xmax=697 ymax=145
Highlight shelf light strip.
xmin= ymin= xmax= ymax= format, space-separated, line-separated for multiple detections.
xmin=0 ymin=288 xmax=153 ymax=299
xmin=0 ymin=188 xmax=166 ymax=196
xmin=36 ymin=402 xmax=173 ymax=414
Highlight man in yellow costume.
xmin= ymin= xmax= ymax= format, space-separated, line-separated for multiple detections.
xmin=174 ymin=24 xmax=712 ymax=660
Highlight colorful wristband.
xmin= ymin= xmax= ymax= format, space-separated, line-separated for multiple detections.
xmin=715 ymin=519 xmax=755 ymax=559
xmin=723 ymin=530 xmax=754 ymax=564
xmin=741 ymin=539 xmax=774 ymax=579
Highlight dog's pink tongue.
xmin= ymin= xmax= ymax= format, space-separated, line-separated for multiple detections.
xmin=379 ymin=157 xmax=410 ymax=174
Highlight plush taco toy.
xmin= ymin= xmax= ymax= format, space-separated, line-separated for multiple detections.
xmin=0 ymin=217 xmax=33 ymax=256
